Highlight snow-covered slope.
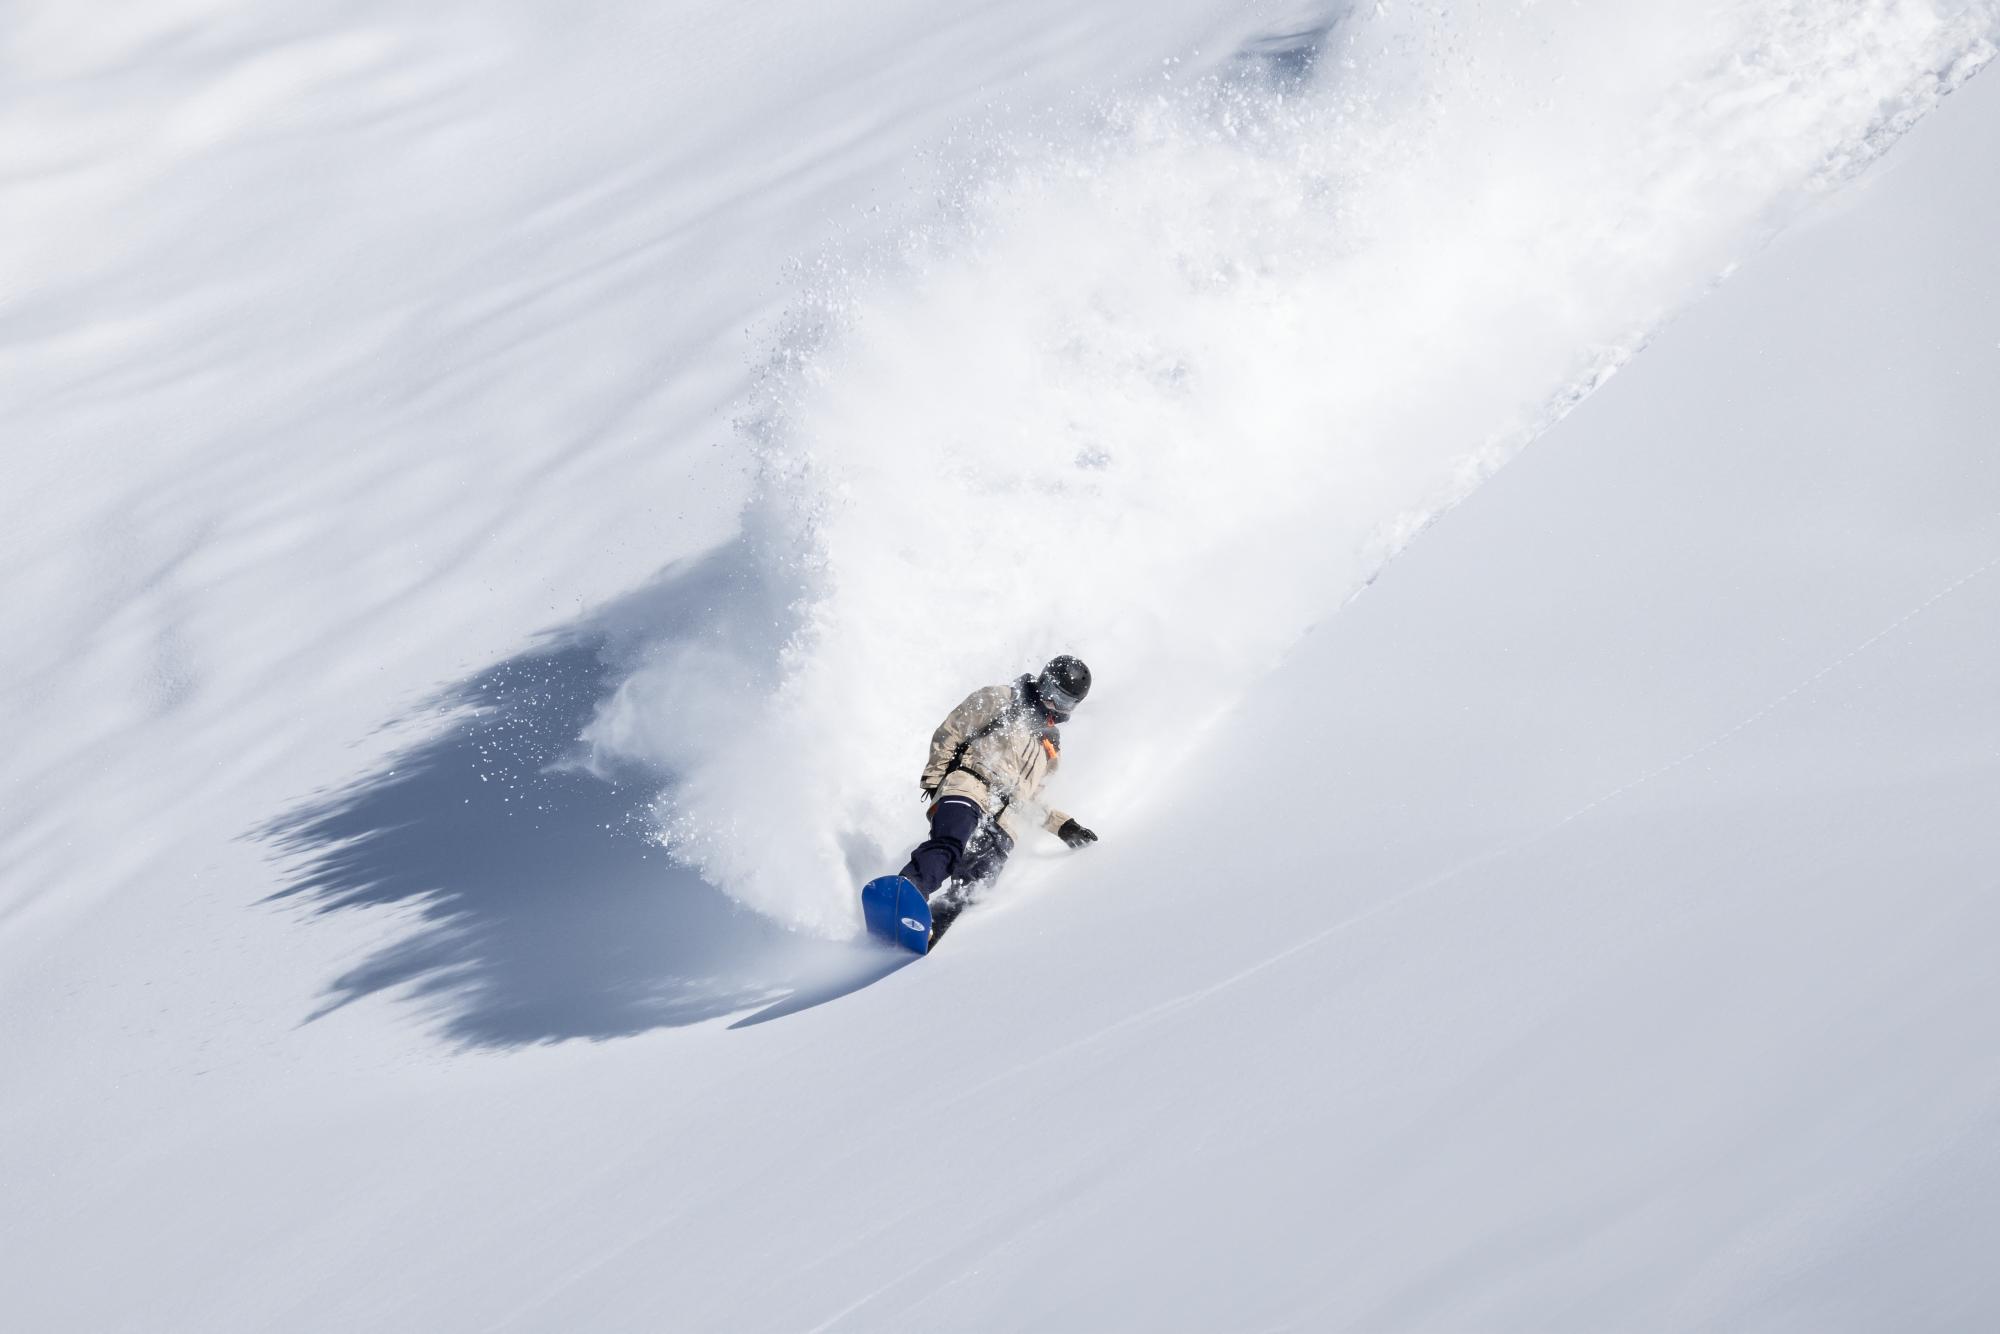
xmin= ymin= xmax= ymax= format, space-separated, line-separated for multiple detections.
xmin=581 ymin=0 xmax=1999 ymax=937
xmin=4 ymin=1 xmax=1999 ymax=1330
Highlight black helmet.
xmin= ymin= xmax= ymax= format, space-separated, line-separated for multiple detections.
xmin=1035 ymin=655 xmax=1091 ymax=721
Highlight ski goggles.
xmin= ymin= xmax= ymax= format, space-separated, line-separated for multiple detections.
xmin=1038 ymin=679 xmax=1082 ymax=721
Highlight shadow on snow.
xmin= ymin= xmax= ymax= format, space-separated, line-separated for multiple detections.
xmin=256 ymin=2 xmax=1367 ymax=1051
xmin=258 ymin=551 xmax=909 ymax=1048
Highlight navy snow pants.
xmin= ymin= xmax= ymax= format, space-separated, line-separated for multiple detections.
xmin=899 ymin=796 xmax=1014 ymax=900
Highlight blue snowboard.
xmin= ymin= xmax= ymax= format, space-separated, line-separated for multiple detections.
xmin=860 ymin=875 xmax=932 ymax=954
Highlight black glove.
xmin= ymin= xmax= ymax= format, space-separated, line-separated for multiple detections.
xmin=1057 ymin=819 xmax=1098 ymax=849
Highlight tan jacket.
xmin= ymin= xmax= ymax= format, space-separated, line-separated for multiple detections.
xmin=921 ymin=678 xmax=1076 ymax=843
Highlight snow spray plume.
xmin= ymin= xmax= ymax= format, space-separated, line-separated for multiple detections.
xmin=587 ymin=0 xmax=1998 ymax=934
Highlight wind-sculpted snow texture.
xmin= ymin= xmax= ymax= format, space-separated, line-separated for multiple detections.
xmin=4 ymin=0 xmax=2000 ymax=1330
xmin=584 ymin=0 xmax=1999 ymax=933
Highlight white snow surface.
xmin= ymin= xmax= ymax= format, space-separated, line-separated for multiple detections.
xmin=4 ymin=1 xmax=2000 ymax=1330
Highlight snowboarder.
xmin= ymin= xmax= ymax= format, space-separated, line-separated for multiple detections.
xmin=895 ymin=655 xmax=1099 ymax=941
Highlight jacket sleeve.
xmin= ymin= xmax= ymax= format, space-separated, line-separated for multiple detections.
xmin=921 ymin=686 xmax=1008 ymax=790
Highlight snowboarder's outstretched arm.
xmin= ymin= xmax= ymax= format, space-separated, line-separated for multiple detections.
xmin=1037 ymin=804 xmax=1097 ymax=847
